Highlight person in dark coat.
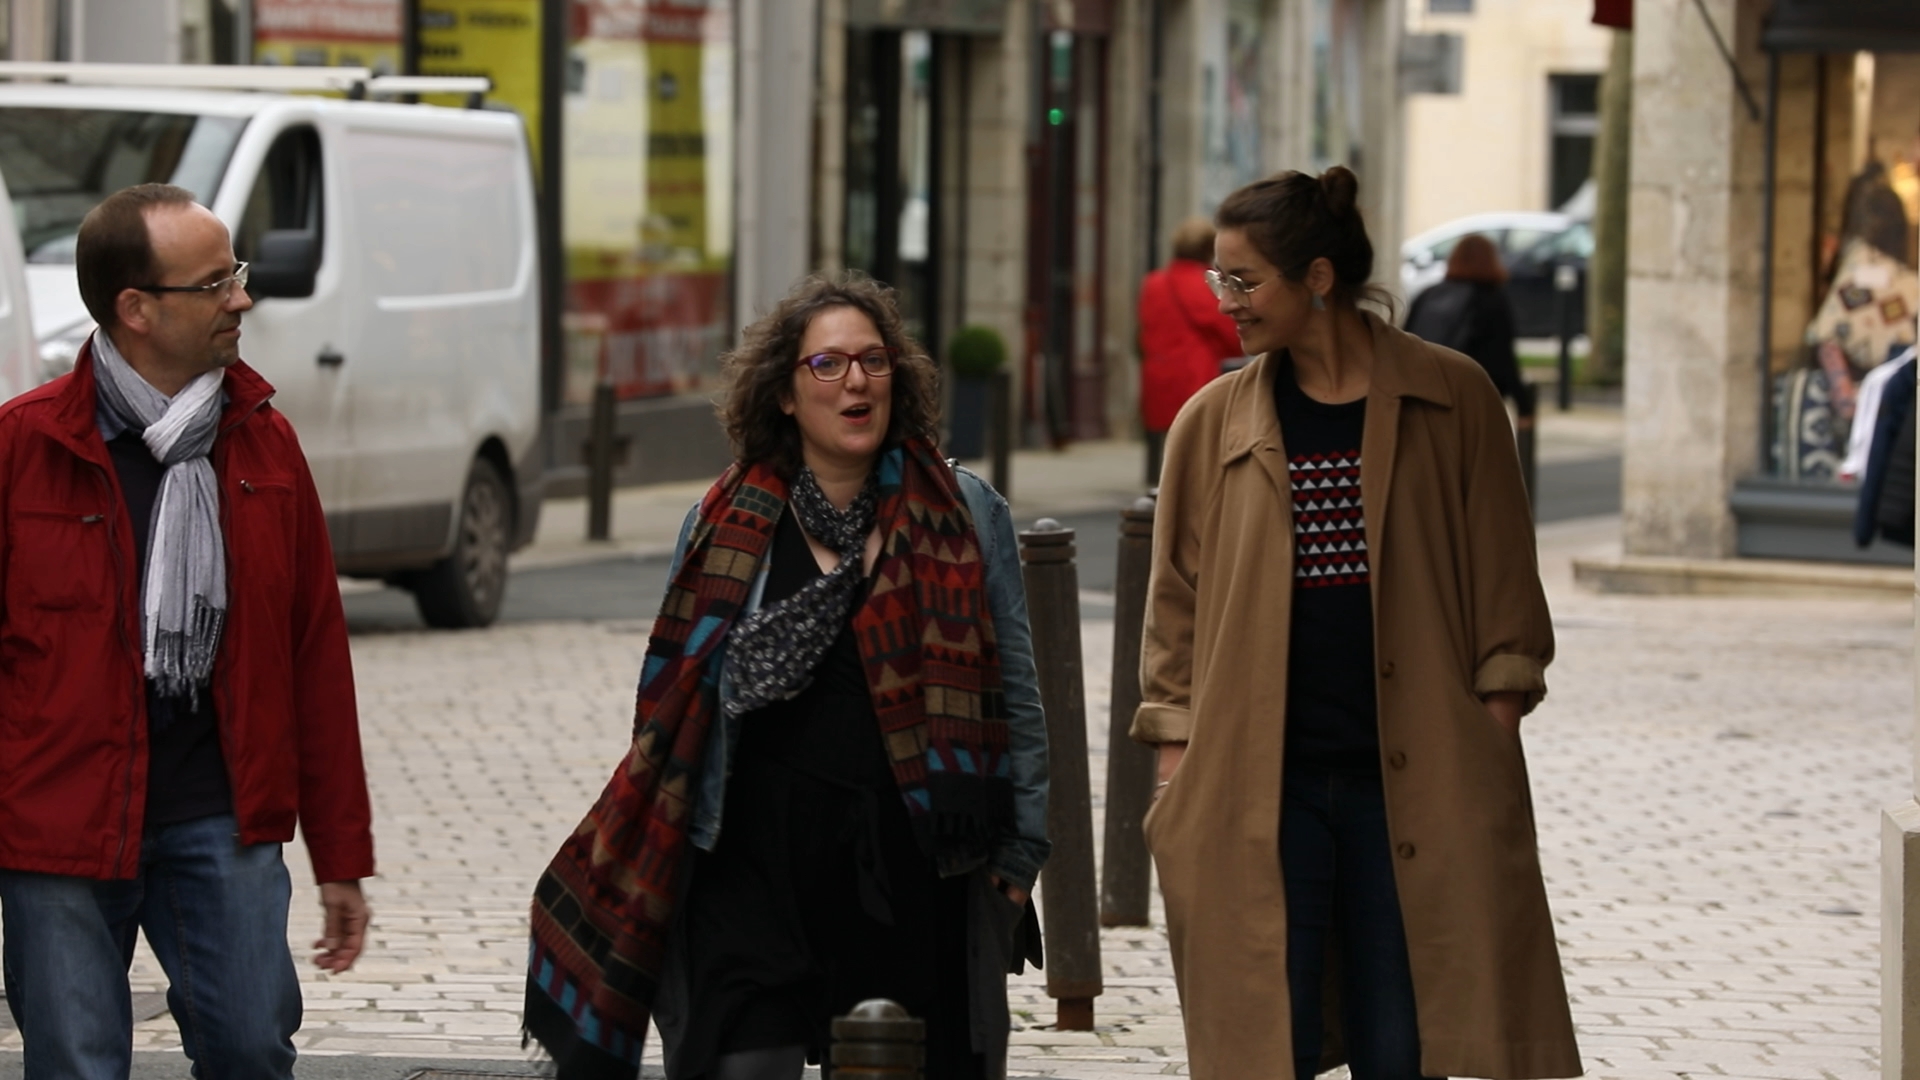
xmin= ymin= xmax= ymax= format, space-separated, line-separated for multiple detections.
xmin=1138 ymin=217 xmax=1245 ymax=482
xmin=1404 ymin=233 xmax=1525 ymax=403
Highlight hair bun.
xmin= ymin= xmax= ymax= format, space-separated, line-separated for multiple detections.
xmin=1318 ymin=166 xmax=1360 ymax=219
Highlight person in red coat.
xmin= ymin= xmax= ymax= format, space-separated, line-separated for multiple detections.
xmin=1139 ymin=218 xmax=1245 ymax=482
xmin=0 ymin=184 xmax=373 ymax=1079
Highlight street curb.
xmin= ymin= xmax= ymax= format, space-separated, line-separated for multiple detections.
xmin=1571 ymin=553 xmax=1912 ymax=601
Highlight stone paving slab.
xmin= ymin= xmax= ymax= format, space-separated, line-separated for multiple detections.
xmin=0 ymin=509 xmax=1907 ymax=1080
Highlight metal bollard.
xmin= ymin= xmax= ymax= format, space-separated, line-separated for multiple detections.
xmin=1100 ymin=495 xmax=1157 ymax=927
xmin=1018 ymin=519 xmax=1103 ymax=1031
xmin=1554 ymin=261 xmax=1579 ymax=412
xmin=830 ymin=998 xmax=925 ymax=1079
xmin=1514 ymin=382 xmax=1538 ymax=516
xmin=586 ymin=381 xmax=616 ymax=542
xmin=990 ymin=368 xmax=1014 ymax=500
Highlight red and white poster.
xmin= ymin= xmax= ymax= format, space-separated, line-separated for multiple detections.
xmin=254 ymin=0 xmax=402 ymax=70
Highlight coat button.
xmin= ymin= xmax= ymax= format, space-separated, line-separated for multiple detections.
xmin=1381 ymin=661 xmax=1396 ymax=678
xmin=1396 ymin=842 xmax=1416 ymax=859
xmin=1388 ymin=751 xmax=1407 ymax=769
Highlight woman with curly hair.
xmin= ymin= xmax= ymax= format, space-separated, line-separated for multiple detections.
xmin=525 ymin=274 xmax=1049 ymax=1080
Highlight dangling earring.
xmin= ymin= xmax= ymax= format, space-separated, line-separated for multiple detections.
xmin=1310 ymin=293 xmax=1326 ymax=312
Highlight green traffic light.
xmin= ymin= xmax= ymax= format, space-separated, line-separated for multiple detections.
xmin=1048 ymin=107 xmax=1065 ymax=126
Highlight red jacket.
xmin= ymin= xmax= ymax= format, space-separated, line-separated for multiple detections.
xmin=0 ymin=343 xmax=373 ymax=883
xmin=1137 ymin=259 xmax=1244 ymax=432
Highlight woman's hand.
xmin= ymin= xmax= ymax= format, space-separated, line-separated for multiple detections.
xmin=1483 ymin=691 xmax=1524 ymax=738
xmin=1152 ymin=742 xmax=1187 ymax=800
xmin=990 ymin=875 xmax=1030 ymax=907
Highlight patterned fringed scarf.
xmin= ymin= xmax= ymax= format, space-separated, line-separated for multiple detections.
xmin=523 ymin=439 xmax=1013 ymax=1077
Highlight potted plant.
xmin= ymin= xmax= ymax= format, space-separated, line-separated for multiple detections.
xmin=945 ymin=324 xmax=1006 ymax=459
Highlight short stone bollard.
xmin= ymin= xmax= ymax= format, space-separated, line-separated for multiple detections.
xmin=1100 ymin=494 xmax=1157 ymax=927
xmin=830 ymin=998 xmax=926 ymax=1079
xmin=1019 ymin=519 xmax=1103 ymax=1031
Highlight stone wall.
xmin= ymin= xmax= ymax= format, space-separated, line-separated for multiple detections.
xmin=1400 ymin=0 xmax=1611 ymax=238
xmin=1620 ymin=0 xmax=1768 ymax=559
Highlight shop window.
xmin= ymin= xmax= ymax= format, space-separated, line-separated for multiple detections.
xmin=1548 ymin=74 xmax=1600 ymax=210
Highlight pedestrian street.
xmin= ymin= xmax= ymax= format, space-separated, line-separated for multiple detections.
xmin=0 ymin=515 xmax=1905 ymax=1080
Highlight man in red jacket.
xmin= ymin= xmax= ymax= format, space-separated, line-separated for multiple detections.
xmin=0 ymin=184 xmax=373 ymax=1079
xmin=1137 ymin=217 xmax=1245 ymax=483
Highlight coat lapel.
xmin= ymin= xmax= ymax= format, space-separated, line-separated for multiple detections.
xmin=1217 ymin=351 xmax=1293 ymax=515
xmin=1361 ymin=313 xmax=1454 ymax=577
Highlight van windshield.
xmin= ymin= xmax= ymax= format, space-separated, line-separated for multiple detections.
xmin=0 ymin=108 xmax=246 ymax=263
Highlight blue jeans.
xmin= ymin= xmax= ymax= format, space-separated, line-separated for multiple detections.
xmin=0 ymin=814 xmax=302 ymax=1080
xmin=1281 ymin=768 xmax=1437 ymax=1080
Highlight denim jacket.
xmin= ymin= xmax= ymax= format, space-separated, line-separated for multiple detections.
xmin=664 ymin=464 xmax=1051 ymax=891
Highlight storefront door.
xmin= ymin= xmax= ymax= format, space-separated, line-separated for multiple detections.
xmin=1025 ymin=23 xmax=1109 ymax=445
xmin=845 ymin=27 xmax=943 ymax=352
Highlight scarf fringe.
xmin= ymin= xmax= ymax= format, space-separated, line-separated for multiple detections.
xmin=146 ymin=600 xmax=226 ymax=703
xmin=92 ymin=332 xmax=228 ymax=699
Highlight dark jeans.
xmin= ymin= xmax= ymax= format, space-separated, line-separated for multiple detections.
xmin=0 ymin=814 xmax=302 ymax=1080
xmin=1281 ymin=767 xmax=1437 ymax=1080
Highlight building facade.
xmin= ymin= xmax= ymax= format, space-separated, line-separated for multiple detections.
xmin=1621 ymin=0 xmax=1919 ymax=565
xmin=1400 ymin=0 xmax=1611 ymax=238
xmin=3 ymin=0 xmax=1409 ymax=479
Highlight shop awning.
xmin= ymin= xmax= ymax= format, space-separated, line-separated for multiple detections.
xmin=1763 ymin=0 xmax=1920 ymax=53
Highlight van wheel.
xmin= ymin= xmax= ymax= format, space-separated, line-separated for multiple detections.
xmin=412 ymin=457 xmax=511 ymax=629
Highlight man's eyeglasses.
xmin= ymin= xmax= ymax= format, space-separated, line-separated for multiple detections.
xmin=795 ymin=347 xmax=898 ymax=382
xmin=136 ymin=262 xmax=250 ymax=300
xmin=1204 ymin=268 xmax=1268 ymax=303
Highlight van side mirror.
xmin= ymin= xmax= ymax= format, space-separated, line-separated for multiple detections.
xmin=248 ymin=230 xmax=319 ymax=299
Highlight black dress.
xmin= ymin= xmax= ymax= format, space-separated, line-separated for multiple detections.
xmin=672 ymin=509 xmax=983 ymax=1079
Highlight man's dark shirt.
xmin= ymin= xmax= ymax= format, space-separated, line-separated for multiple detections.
xmin=1275 ymin=354 xmax=1380 ymax=771
xmin=106 ymin=430 xmax=234 ymax=828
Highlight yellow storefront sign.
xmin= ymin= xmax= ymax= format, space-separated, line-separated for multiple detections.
xmin=417 ymin=0 xmax=544 ymax=164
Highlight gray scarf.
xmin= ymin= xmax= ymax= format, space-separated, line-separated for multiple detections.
xmin=722 ymin=466 xmax=879 ymax=719
xmin=91 ymin=331 xmax=228 ymax=701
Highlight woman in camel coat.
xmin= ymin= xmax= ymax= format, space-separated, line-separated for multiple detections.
xmin=1131 ymin=167 xmax=1581 ymax=1080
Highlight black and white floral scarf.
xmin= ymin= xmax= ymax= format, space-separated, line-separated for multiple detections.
xmin=722 ymin=465 xmax=879 ymax=717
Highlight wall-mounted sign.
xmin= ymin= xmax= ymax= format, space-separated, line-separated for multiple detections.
xmin=846 ymin=0 xmax=1009 ymax=35
xmin=418 ymin=1 xmax=545 ymax=163
xmin=255 ymin=0 xmax=401 ymax=71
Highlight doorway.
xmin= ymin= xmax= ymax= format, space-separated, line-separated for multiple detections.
xmin=1026 ymin=27 xmax=1108 ymax=445
xmin=845 ymin=27 xmax=943 ymax=352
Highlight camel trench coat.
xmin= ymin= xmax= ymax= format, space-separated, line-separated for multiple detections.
xmin=1130 ymin=313 xmax=1582 ymax=1079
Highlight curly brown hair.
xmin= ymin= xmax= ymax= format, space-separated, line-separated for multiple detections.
xmin=717 ymin=272 xmax=942 ymax=478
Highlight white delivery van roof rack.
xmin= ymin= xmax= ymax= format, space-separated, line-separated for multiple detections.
xmin=0 ymin=63 xmax=491 ymax=107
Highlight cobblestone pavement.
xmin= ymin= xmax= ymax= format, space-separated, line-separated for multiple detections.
xmin=1 ymin=512 xmax=1909 ymax=1080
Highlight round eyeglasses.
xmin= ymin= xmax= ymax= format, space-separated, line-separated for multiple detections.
xmin=795 ymin=347 xmax=898 ymax=382
xmin=1204 ymin=268 xmax=1268 ymax=304
xmin=136 ymin=262 xmax=251 ymax=301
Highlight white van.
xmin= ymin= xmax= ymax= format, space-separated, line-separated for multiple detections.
xmin=0 ymin=166 xmax=37 ymax=400
xmin=0 ymin=64 xmax=542 ymax=628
